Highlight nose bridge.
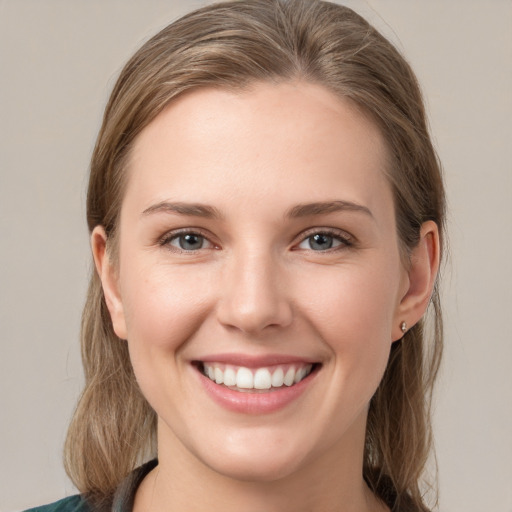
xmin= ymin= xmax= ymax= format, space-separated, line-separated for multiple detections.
xmin=217 ymin=246 xmax=292 ymax=334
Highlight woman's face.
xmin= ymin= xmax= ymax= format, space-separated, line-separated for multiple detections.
xmin=98 ymin=82 xmax=411 ymax=481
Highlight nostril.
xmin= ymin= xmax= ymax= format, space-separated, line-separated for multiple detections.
xmin=216 ymin=298 xmax=293 ymax=334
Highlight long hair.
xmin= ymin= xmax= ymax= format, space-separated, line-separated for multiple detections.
xmin=64 ymin=1 xmax=445 ymax=510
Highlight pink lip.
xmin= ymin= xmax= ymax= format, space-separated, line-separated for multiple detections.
xmin=194 ymin=361 xmax=319 ymax=415
xmin=196 ymin=353 xmax=317 ymax=368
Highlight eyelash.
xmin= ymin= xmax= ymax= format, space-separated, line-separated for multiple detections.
xmin=295 ymin=228 xmax=354 ymax=252
xmin=158 ymin=228 xmax=217 ymax=253
xmin=158 ymin=228 xmax=354 ymax=253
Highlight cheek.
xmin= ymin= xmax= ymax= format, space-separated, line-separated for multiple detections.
xmin=295 ymin=261 xmax=400 ymax=397
xmin=118 ymin=262 xmax=213 ymax=397
xmin=297 ymin=261 xmax=399 ymax=341
xmin=120 ymin=258 xmax=210 ymax=346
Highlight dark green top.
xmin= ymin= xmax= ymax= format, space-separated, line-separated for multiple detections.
xmin=23 ymin=495 xmax=89 ymax=512
xmin=23 ymin=460 xmax=158 ymax=512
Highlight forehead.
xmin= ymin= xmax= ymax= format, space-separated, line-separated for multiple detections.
xmin=125 ymin=81 xmax=392 ymax=223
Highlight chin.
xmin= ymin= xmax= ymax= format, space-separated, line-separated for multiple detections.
xmin=192 ymin=429 xmax=312 ymax=483
xmin=205 ymin=452 xmax=306 ymax=483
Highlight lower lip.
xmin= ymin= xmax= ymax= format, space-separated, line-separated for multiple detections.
xmin=196 ymin=367 xmax=317 ymax=415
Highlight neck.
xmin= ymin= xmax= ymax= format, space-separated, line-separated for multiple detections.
xmin=134 ymin=417 xmax=388 ymax=512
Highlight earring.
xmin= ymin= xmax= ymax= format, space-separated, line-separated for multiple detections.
xmin=400 ymin=321 xmax=407 ymax=334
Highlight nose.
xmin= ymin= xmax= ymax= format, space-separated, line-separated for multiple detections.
xmin=216 ymin=251 xmax=293 ymax=335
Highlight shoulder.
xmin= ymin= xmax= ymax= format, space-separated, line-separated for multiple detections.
xmin=22 ymin=495 xmax=91 ymax=512
xmin=22 ymin=459 xmax=157 ymax=512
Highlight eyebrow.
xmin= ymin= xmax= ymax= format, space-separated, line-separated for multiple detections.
xmin=141 ymin=199 xmax=373 ymax=220
xmin=285 ymin=200 xmax=374 ymax=219
xmin=141 ymin=201 xmax=222 ymax=219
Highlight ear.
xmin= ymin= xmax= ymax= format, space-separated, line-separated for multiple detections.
xmin=91 ymin=226 xmax=128 ymax=340
xmin=393 ymin=220 xmax=440 ymax=341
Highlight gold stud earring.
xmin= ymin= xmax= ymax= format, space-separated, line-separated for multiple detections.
xmin=400 ymin=321 xmax=407 ymax=334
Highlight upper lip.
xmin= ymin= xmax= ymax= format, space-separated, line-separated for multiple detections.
xmin=193 ymin=353 xmax=319 ymax=368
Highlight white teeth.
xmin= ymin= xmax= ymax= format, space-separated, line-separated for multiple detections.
xmin=284 ymin=367 xmax=295 ymax=386
xmin=253 ymin=368 xmax=272 ymax=389
xmin=214 ymin=367 xmax=223 ymax=385
xmin=223 ymin=367 xmax=237 ymax=386
xmin=294 ymin=366 xmax=307 ymax=384
xmin=202 ymin=363 xmax=313 ymax=390
xmin=236 ymin=367 xmax=254 ymax=389
xmin=271 ymin=367 xmax=284 ymax=387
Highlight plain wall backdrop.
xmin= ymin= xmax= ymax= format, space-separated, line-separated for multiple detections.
xmin=1 ymin=1 xmax=511 ymax=511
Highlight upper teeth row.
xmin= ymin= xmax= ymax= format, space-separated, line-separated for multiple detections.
xmin=203 ymin=363 xmax=313 ymax=390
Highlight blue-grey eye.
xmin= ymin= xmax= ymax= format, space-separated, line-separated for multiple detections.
xmin=298 ymin=233 xmax=344 ymax=251
xmin=171 ymin=233 xmax=206 ymax=250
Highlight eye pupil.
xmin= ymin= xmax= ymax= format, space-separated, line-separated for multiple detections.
xmin=179 ymin=234 xmax=203 ymax=250
xmin=309 ymin=233 xmax=333 ymax=250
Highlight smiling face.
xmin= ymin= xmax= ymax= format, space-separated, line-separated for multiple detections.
xmin=95 ymin=81 xmax=412 ymax=484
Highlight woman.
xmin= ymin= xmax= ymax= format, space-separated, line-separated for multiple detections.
xmin=27 ymin=0 xmax=445 ymax=511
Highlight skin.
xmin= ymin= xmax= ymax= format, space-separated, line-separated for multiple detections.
xmin=93 ymin=81 xmax=439 ymax=512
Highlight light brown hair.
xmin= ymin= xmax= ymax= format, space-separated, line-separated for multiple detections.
xmin=65 ymin=1 xmax=445 ymax=510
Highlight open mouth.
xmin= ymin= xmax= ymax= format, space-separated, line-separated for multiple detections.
xmin=195 ymin=361 xmax=320 ymax=393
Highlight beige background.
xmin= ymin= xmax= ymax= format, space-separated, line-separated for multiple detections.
xmin=1 ymin=1 xmax=511 ymax=511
